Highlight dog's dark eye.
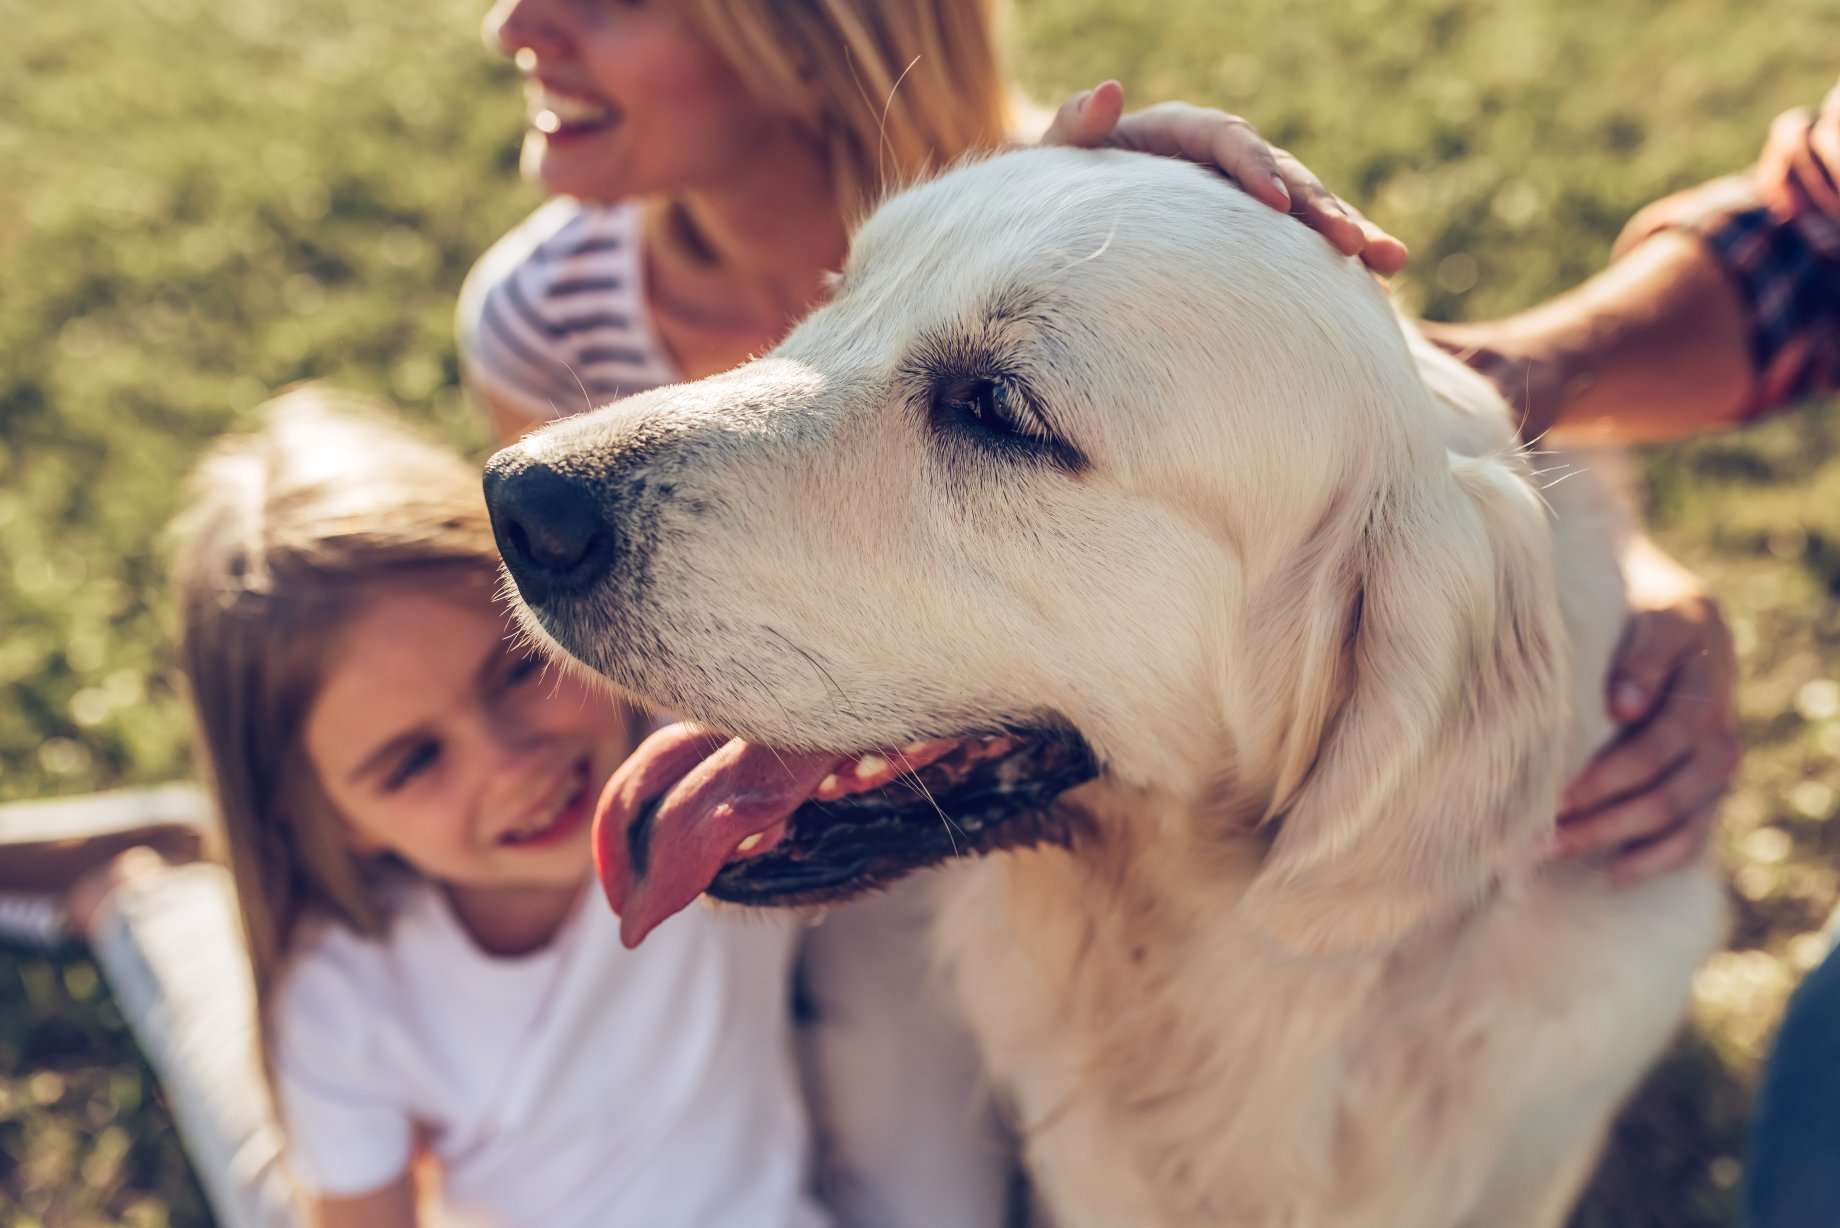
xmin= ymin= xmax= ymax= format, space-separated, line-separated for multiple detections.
xmin=934 ymin=377 xmax=1024 ymax=439
xmin=929 ymin=376 xmax=1086 ymax=472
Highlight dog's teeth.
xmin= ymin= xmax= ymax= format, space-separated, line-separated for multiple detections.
xmin=736 ymin=833 xmax=763 ymax=854
xmin=816 ymin=773 xmax=842 ymax=799
xmin=854 ymin=754 xmax=889 ymax=779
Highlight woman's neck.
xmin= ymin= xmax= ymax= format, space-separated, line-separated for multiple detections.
xmin=644 ymin=133 xmax=849 ymax=375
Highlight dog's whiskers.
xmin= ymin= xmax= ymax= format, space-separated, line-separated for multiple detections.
xmin=885 ymin=743 xmax=965 ymax=857
xmin=1539 ymin=467 xmax=1584 ymax=492
xmin=731 ymin=658 xmax=801 ymax=779
xmin=760 ymin=625 xmax=861 ymax=722
xmin=563 ymin=363 xmax=595 ymax=416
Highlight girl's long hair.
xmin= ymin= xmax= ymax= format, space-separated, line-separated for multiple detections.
xmin=172 ymin=386 xmax=501 ymax=1013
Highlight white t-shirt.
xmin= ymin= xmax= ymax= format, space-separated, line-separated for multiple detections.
xmin=272 ymin=880 xmax=831 ymax=1228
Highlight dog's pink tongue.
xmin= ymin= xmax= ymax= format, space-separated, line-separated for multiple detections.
xmin=593 ymin=722 xmax=841 ymax=948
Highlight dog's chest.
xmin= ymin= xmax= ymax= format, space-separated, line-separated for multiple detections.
xmin=936 ymin=850 xmax=1546 ymax=1228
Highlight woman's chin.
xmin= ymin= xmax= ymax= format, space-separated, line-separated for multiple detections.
xmin=521 ymin=134 xmax=636 ymax=205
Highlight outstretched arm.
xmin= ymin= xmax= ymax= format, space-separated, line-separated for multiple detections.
xmin=1432 ymin=78 xmax=1840 ymax=444
xmin=1424 ymin=232 xmax=1752 ymax=444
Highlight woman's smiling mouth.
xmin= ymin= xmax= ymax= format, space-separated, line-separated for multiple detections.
xmin=525 ymin=81 xmax=621 ymax=138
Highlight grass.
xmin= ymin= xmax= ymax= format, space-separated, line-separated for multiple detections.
xmin=3 ymin=0 xmax=1839 ymax=1222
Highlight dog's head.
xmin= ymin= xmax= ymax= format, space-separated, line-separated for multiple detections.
xmin=485 ymin=148 xmax=1567 ymax=953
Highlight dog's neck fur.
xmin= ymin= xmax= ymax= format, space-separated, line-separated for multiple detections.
xmin=939 ymin=790 xmax=1394 ymax=1224
xmin=936 ymin=336 xmax=1635 ymax=1228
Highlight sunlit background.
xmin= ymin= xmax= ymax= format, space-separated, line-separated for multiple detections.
xmin=4 ymin=0 xmax=1839 ymax=1223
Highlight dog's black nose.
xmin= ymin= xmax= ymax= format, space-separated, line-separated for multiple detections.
xmin=483 ymin=453 xmax=615 ymax=605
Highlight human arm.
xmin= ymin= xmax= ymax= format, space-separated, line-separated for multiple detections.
xmin=1424 ymin=232 xmax=1753 ymax=443
xmin=1041 ymin=80 xmax=1409 ymax=275
xmin=1549 ymin=537 xmax=1741 ymax=883
xmin=1431 ymin=79 xmax=1840 ymax=444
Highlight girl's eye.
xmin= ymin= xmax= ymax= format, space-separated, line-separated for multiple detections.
xmin=384 ymin=740 xmax=442 ymax=792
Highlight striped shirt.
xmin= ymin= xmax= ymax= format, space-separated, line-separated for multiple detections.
xmin=458 ymin=199 xmax=680 ymax=423
xmin=1615 ymin=81 xmax=1840 ymax=419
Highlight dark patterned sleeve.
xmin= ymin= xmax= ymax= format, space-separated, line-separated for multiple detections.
xmin=1613 ymin=83 xmax=1840 ymax=420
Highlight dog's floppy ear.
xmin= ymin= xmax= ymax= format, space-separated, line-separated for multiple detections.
xmin=1239 ymin=446 xmax=1568 ymax=955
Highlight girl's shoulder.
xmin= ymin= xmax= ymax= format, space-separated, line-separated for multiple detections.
xmin=271 ymin=880 xmax=423 ymax=1029
xmin=267 ymin=886 xmax=446 ymax=1198
xmin=271 ymin=878 xmax=483 ymax=1032
xmin=457 ymin=197 xmax=677 ymax=424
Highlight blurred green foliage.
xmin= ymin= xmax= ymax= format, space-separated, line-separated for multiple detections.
xmin=3 ymin=0 xmax=1839 ymax=1223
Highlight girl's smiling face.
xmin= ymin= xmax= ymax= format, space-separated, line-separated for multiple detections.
xmin=302 ymin=578 xmax=636 ymax=910
xmin=482 ymin=0 xmax=790 ymax=203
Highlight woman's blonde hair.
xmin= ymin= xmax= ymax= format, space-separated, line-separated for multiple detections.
xmin=682 ymin=0 xmax=1014 ymax=220
xmin=172 ymin=386 xmax=501 ymax=1010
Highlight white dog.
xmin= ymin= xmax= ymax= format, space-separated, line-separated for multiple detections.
xmin=484 ymin=147 xmax=1729 ymax=1228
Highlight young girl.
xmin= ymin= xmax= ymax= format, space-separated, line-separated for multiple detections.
xmin=160 ymin=386 xmax=831 ymax=1228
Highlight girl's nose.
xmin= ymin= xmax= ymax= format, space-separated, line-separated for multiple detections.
xmin=477 ymin=727 xmax=556 ymax=812
xmin=483 ymin=0 xmax=570 ymax=64
xmin=481 ymin=712 xmax=547 ymax=772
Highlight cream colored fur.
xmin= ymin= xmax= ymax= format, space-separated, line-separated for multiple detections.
xmin=515 ymin=148 xmax=1729 ymax=1228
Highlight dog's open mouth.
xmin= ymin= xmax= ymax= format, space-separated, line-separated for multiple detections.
xmin=592 ymin=721 xmax=1099 ymax=946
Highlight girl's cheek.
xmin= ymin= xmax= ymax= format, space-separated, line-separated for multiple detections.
xmin=400 ymin=798 xmax=462 ymax=861
xmin=502 ymin=684 xmax=560 ymax=730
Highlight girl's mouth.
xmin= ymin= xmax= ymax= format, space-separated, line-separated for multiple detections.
xmin=498 ymin=758 xmax=595 ymax=849
xmin=526 ymin=82 xmax=621 ymax=141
